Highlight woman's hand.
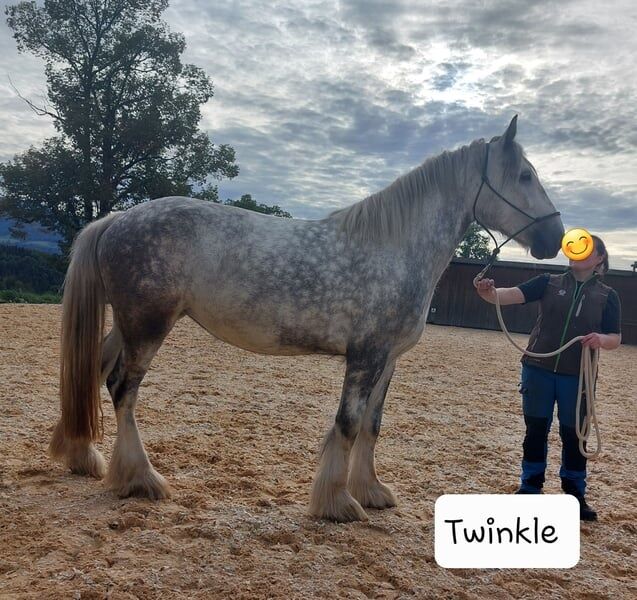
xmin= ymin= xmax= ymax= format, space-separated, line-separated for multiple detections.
xmin=581 ymin=332 xmax=621 ymax=350
xmin=581 ymin=333 xmax=604 ymax=349
xmin=473 ymin=278 xmax=526 ymax=305
xmin=473 ymin=277 xmax=496 ymax=302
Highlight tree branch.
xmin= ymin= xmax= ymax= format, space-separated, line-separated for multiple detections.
xmin=8 ymin=77 xmax=67 ymax=125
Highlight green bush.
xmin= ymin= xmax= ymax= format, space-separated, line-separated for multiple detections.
xmin=0 ymin=244 xmax=64 ymax=302
xmin=0 ymin=289 xmax=61 ymax=303
xmin=0 ymin=244 xmax=65 ymax=298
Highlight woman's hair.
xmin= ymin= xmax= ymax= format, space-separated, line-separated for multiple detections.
xmin=591 ymin=235 xmax=609 ymax=275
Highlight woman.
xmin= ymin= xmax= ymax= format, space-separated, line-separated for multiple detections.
xmin=474 ymin=235 xmax=622 ymax=521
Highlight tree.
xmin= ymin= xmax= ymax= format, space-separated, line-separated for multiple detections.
xmin=223 ymin=194 xmax=292 ymax=218
xmin=1 ymin=0 xmax=238 ymax=252
xmin=455 ymin=222 xmax=493 ymax=260
xmin=0 ymin=244 xmax=65 ymax=294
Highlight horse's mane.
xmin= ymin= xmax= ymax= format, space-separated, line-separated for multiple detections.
xmin=329 ymin=136 xmax=524 ymax=244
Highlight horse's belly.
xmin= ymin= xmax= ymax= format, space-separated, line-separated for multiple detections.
xmin=185 ymin=304 xmax=346 ymax=356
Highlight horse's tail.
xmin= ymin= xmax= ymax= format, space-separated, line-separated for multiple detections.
xmin=50 ymin=213 xmax=120 ymax=459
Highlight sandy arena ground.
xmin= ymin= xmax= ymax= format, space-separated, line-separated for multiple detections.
xmin=0 ymin=304 xmax=635 ymax=599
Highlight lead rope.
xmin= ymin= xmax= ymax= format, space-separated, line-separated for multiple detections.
xmin=490 ymin=288 xmax=602 ymax=459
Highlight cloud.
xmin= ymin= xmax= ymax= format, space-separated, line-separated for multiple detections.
xmin=0 ymin=0 xmax=635 ymax=268
xmin=546 ymin=182 xmax=637 ymax=232
xmin=0 ymin=5 xmax=55 ymax=160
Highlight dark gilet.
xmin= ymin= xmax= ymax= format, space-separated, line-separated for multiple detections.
xmin=522 ymin=270 xmax=611 ymax=376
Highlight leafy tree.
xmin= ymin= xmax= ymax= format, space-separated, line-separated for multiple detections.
xmin=0 ymin=244 xmax=65 ymax=294
xmin=455 ymin=222 xmax=493 ymax=260
xmin=1 ymin=0 xmax=238 ymax=252
xmin=223 ymin=194 xmax=292 ymax=218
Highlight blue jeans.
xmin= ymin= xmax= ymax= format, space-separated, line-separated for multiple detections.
xmin=518 ymin=364 xmax=588 ymax=495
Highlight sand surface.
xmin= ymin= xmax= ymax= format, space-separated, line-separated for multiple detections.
xmin=0 ymin=305 xmax=635 ymax=599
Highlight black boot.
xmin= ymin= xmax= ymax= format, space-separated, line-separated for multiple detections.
xmin=577 ymin=497 xmax=598 ymax=521
xmin=561 ymin=478 xmax=597 ymax=521
xmin=515 ymin=487 xmax=542 ymax=494
xmin=516 ymin=470 xmax=545 ymax=495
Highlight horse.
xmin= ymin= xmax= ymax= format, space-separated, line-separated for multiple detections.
xmin=49 ymin=116 xmax=564 ymax=522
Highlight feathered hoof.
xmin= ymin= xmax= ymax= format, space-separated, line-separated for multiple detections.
xmin=309 ymin=488 xmax=369 ymax=523
xmin=49 ymin=421 xmax=106 ymax=479
xmin=349 ymin=479 xmax=397 ymax=510
xmin=107 ymin=467 xmax=172 ymax=500
xmin=66 ymin=442 xmax=106 ymax=479
xmin=349 ymin=481 xmax=396 ymax=510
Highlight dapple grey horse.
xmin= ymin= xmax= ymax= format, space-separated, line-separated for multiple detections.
xmin=50 ymin=116 xmax=564 ymax=522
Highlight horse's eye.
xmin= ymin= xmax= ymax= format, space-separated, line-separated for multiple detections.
xmin=520 ymin=170 xmax=532 ymax=182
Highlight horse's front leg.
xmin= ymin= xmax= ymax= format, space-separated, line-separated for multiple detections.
xmin=309 ymin=350 xmax=389 ymax=522
xmin=348 ymin=361 xmax=397 ymax=509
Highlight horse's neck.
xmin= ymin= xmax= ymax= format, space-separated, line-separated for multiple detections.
xmin=411 ymin=195 xmax=473 ymax=286
xmin=406 ymin=144 xmax=481 ymax=278
xmin=330 ymin=139 xmax=483 ymax=280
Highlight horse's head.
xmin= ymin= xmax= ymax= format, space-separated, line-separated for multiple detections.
xmin=478 ymin=116 xmax=564 ymax=259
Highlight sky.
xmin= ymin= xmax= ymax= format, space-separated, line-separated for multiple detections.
xmin=1 ymin=0 xmax=636 ymax=269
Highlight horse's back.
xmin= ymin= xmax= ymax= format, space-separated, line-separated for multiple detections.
xmin=96 ymin=197 xmax=351 ymax=354
xmin=98 ymin=195 xmax=304 ymax=273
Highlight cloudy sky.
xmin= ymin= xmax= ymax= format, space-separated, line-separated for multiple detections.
xmin=1 ymin=0 xmax=636 ymax=268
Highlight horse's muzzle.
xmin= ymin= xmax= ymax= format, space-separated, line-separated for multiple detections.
xmin=531 ymin=222 xmax=564 ymax=259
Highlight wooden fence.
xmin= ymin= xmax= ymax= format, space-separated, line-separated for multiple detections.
xmin=426 ymin=257 xmax=636 ymax=344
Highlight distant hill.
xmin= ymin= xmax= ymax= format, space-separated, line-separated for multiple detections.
xmin=0 ymin=218 xmax=61 ymax=254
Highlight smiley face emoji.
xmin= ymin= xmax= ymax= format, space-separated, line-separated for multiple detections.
xmin=562 ymin=228 xmax=594 ymax=260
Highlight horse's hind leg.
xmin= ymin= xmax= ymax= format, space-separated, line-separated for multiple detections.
xmin=104 ymin=312 xmax=176 ymax=500
xmin=348 ymin=362 xmax=397 ymax=509
xmin=100 ymin=325 xmax=123 ymax=384
xmin=49 ymin=326 xmax=124 ymax=479
xmin=50 ymin=423 xmax=107 ymax=479
xmin=309 ymin=350 xmax=389 ymax=522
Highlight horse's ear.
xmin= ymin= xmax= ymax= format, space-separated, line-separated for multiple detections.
xmin=503 ymin=115 xmax=518 ymax=146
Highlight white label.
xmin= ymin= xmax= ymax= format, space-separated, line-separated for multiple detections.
xmin=435 ymin=495 xmax=580 ymax=568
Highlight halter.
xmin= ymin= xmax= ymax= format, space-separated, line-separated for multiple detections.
xmin=473 ymin=142 xmax=561 ymax=280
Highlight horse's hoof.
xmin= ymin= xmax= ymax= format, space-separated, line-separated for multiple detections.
xmin=309 ymin=489 xmax=369 ymax=522
xmin=67 ymin=443 xmax=107 ymax=479
xmin=349 ymin=480 xmax=397 ymax=509
xmin=107 ymin=467 xmax=172 ymax=500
